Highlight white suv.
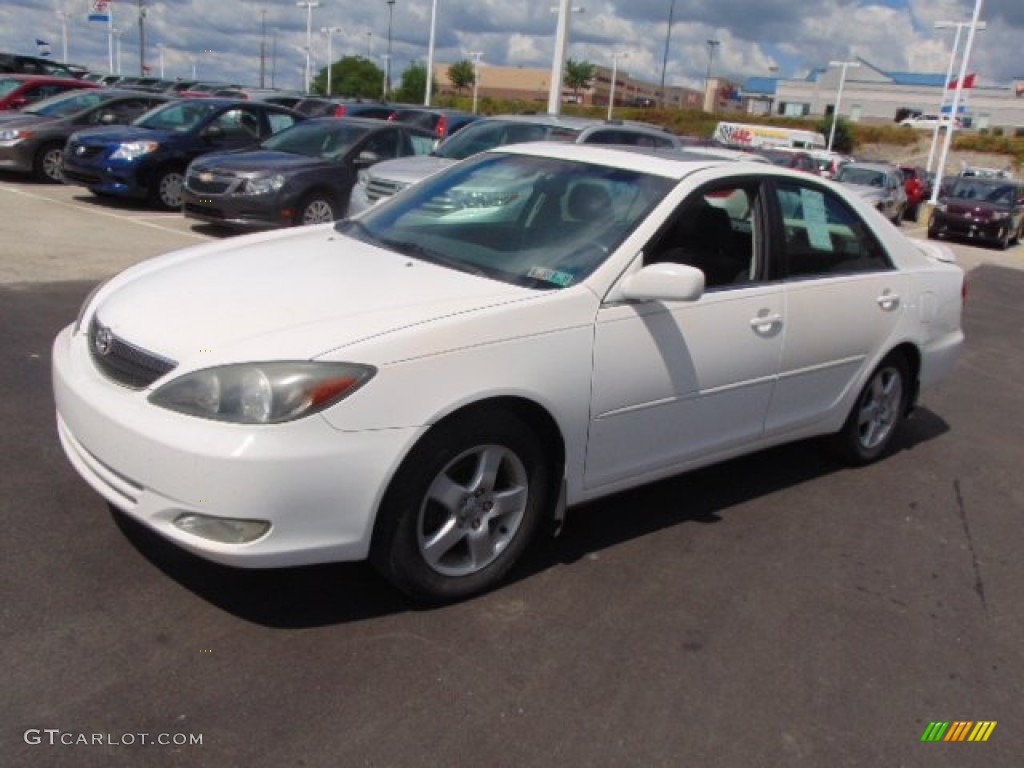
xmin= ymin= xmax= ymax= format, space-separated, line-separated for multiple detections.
xmin=347 ymin=114 xmax=684 ymax=215
xmin=899 ymin=114 xmax=962 ymax=130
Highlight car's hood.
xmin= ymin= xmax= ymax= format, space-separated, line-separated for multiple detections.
xmin=89 ymin=226 xmax=539 ymax=369
xmin=191 ymin=150 xmax=326 ymax=174
xmin=368 ymin=154 xmax=455 ymax=186
xmin=0 ymin=113 xmax=56 ymax=129
xmin=73 ymin=125 xmax=173 ymax=146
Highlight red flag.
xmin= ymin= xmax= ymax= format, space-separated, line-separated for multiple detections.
xmin=948 ymin=73 xmax=976 ymax=89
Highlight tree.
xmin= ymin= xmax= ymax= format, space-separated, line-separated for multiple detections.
xmin=447 ymin=60 xmax=475 ymax=94
xmin=393 ymin=62 xmax=438 ymax=104
xmin=818 ymin=115 xmax=854 ymax=154
xmin=564 ymin=58 xmax=595 ymax=103
xmin=313 ymin=55 xmax=385 ymax=99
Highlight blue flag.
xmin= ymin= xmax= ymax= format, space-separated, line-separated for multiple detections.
xmin=36 ymin=39 xmax=51 ymax=57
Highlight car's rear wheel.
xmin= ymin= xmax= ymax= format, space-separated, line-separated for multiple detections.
xmin=370 ymin=410 xmax=550 ymax=603
xmin=33 ymin=142 xmax=65 ymax=183
xmin=997 ymin=227 xmax=1011 ymax=250
xmin=832 ymin=352 xmax=910 ymax=466
xmin=296 ymin=193 xmax=337 ymax=226
xmin=151 ymin=168 xmax=184 ymax=210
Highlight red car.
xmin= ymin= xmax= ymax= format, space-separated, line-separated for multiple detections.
xmin=0 ymin=74 xmax=98 ymax=111
xmin=899 ymin=165 xmax=932 ymax=221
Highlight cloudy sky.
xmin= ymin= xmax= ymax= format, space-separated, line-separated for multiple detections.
xmin=2 ymin=0 xmax=1021 ymax=92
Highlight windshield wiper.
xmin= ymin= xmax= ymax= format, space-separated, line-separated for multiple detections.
xmin=377 ymin=238 xmax=489 ymax=277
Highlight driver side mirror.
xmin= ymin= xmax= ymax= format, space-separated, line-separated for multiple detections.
xmin=617 ymin=263 xmax=706 ymax=303
xmin=99 ymin=112 xmax=117 ymax=125
xmin=355 ymin=150 xmax=380 ymax=167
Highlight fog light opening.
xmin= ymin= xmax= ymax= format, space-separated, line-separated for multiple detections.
xmin=173 ymin=513 xmax=271 ymax=544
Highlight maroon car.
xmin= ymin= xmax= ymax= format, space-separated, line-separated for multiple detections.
xmin=0 ymin=74 xmax=98 ymax=111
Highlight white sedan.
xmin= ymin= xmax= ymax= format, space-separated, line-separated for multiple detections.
xmin=53 ymin=143 xmax=965 ymax=603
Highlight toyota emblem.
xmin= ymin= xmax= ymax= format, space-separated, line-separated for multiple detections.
xmin=93 ymin=325 xmax=114 ymax=356
xmin=75 ymin=145 xmax=86 ymax=156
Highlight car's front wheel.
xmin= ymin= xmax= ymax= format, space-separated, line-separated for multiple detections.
xmin=370 ymin=410 xmax=551 ymax=603
xmin=33 ymin=142 xmax=65 ymax=183
xmin=832 ymin=353 xmax=910 ymax=465
xmin=151 ymin=168 xmax=184 ymax=210
xmin=296 ymin=193 xmax=337 ymax=226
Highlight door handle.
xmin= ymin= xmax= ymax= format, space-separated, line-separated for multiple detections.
xmin=877 ymin=292 xmax=900 ymax=310
xmin=749 ymin=313 xmax=782 ymax=334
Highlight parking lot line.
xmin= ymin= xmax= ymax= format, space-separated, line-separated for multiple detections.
xmin=0 ymin=184 xmax=211 ymax=241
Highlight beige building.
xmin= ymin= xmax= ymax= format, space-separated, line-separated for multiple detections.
xmin=430 ymin=61 xmax=717 ymax=112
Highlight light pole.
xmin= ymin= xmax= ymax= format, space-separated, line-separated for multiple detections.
xmin=927 ymin=19 xmax=987 ymax=177
xmin=56 ymin=10 xmax=70 ymax=62
xmin=704 ymin=39 xmax=720 ymax=112
xmin=321 ymin=26 xmax=342 ymax=95
xmin=137 ymin=0 xmax=147 ymax=77
xmin=547 ymin=0 xmax=584 ymax=115
xmin=826 ymin=59 xmax=860 ymax=152
xmin=424 ymin=0 xmax=438 ymax=105
xmin=607 ymin=52 xmax=628 ymax=120
xmin=296 ymin=1 xmax=321 ymax=93
xmin=468 ymin=51 xmax=483 ymax=114
xmin=931 ymin=0 xmax=985 ymax=204
xmin=259 ymin=8 xmax=267 ymax=88
xmin=113 ymin=27 xmax=122 ymax=75
xmin=380 ymin=54 xmax=390 ymax=99
xmin=384 ymin=0 xmax=395 ymax=100
xmin=156 ymin=42 xmax=164 ymax=78
xmin=189 ymin=54 xmax=197 ymax=79
xmin=659 ymin=0 xmax=675 ymax=108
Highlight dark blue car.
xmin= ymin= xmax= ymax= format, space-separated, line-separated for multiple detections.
xmin=61 ymin=98 xmax=304 ymax=209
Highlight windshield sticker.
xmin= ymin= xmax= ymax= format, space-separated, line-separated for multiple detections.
xmin=799 ymin=188 xmax=834 ymax=251
xmin=527 ymin=266 xmax=575 ymax=287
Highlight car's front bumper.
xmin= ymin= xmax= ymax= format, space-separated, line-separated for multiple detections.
xmin=929 ymin=210 xmax=1011 ymax=244
xmin=0 ymin=141 xmax=34 ymax=173
xmin=182 ymin=188 xmax=294 ymax=230
xmin=52 ymin=324 xmax=423 ymax=567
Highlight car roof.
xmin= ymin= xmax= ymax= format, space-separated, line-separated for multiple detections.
xmin=841 ymin=162 xmax=894 ymax=172
xmin=493 ymin=141 xmax=779 ymax=180
xmin=0 ymin=73 xmax=91 ymax=84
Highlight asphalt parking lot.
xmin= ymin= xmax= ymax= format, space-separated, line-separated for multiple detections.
xmin=2 ymin=175 xmax=1023 ymax=768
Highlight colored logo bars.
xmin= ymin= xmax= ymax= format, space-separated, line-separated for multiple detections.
xmin=921 ymin=721 xmax=997 ymax=742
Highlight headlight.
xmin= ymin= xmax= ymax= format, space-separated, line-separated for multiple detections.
xmin=992 ymin=211 xmax=1010 ymax=220
xmin=0 ymin=128 xmax=33 ymax=143
xmin=149 ymin=361 xmax=376 ymax=424
xmin=242 ymin=174 xmax=286 ymax=196
xmin=110 ymin=140 xmax=159 ymax=160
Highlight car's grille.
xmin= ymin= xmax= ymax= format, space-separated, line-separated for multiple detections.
xmin=89 ymin=318 xmax=177 ymax=389
xmin=67 ymin=142 xmax=104 ymax=160
xmin=185 ymin=170 xmax=237 ymax=195
xmin=365 ymin=178 xmax=407 ymax=203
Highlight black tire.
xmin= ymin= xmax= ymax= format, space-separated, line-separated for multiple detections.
xmin=149 ymin=167 xmax=184 ymax=210
xmin=32 ymin=142 xmax=65 ymax=183
xmin=370 ymin=410 xmax=550 ymax=604
xmin=831 ymin=352 xmax=910 ymax=466
xmin=997 ymin=227 xmax=1010 ymax=251
xmin=295 ymin=193 xmax=337 ymax=226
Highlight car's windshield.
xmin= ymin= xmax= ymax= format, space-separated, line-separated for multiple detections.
xmin=435 ymin=120 xmax=582 ymax=161
xmin=949 ymin=180 xmax=1016 ymax=204
xmin=261 ymin=120 xmax=369 ymax=158
xmin=340 ymin=152 xmax=674 ymax=290
xmin=24 ymin=89 xmax=110 ymax=117
xmin=134 ymin=100 xmax=220 ymax=131
xmin=837 ymin=167 xmax=886 ymax=187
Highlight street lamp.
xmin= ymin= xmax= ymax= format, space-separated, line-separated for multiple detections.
xmin=704 ymin=39 xmax=720 ymax=111
xmin=259 ymin=8 xmax=267 ymax=88
xmin=366 ymin=31 xmax=372 ymax=59
xmin=296 ymin=1 xmax=322 ymax=93
xmin=321 ymin=26 xmax=342 ymax=95
xmin=608 ymin=52 xmax=629 ymax=120
xmin=137 ymin=0 xmax=147 ymax=77
xmin=468 ymin=51 xmax=483 ymax=114
xmin=547 ymin=0 xmax=585 ymax=115
xmin=156 ymin=42 xmax=164 ymax=78
xmin=385 ymin=0 xmax=396 ymax=100
xmin=56 ymin=10 xmax=70 ymax=62
xmin=424 ymin=0 xmax=438 ymax=105
xmin=927 ymin=19 xmax=987 ymax=177
xmin=658 ymin=0 xmax=675 ymax=108
xmin=113 ymin=27 xmax=123 ymax=75
xmin=826 ymin=59 xmax=860 ymax=153
xmin=931 ymin=0 xmax=985 ymax=204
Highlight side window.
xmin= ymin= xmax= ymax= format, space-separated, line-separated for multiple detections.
xmin=363 ymin=129 xmax=401 ymax=159
xmin=211 ymin=108 xmax=255 ymax=139
xmin=266 ymin=111 xmax=298 ymax=135
xmin=774 ymin=182 xmax=892 ymax=278
xmin=645 ymin=183 xmax=760 ymax=290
